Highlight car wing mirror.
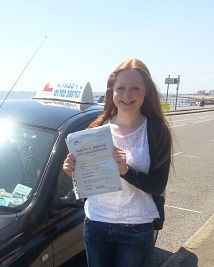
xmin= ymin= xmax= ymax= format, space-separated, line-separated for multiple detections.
xmin=53 ymin=190 xmax=85 ymax=209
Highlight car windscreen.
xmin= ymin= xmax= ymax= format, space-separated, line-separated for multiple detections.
xmin=0 ymin=121 xmax=56 ymax=210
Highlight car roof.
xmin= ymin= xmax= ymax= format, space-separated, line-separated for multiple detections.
xmin=0 ymin=99 xmax=102 ymax=129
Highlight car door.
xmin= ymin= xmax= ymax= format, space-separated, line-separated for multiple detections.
xmin=51 ymin=167 xmax=85 ymax=266
xmin=51 ymin=118 xmax=98 ymax=266
xmin=29 ymin=132 xmax=86 ymax=267
xmin=29 ymin=244 xmax=54 ymax=267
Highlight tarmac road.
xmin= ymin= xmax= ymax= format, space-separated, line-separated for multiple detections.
xmin=145 ymin=110 xmax=214 ymax=266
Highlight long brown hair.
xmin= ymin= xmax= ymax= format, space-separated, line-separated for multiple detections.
xmin=89 ymin=59 xmax=172 ymax=169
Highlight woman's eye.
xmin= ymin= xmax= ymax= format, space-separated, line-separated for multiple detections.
xmin=117 ymin=87 xmax=124 ymax=90
xmin=133 ymin=87 xmax=140 ymax=90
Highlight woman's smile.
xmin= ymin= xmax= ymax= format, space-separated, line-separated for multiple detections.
xmin=113 ymin=69 xmax=146 ymax=115
xmin=120 ymin=100 xmax=135 ymax=105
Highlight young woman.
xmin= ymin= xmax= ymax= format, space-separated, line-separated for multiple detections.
xmin=63 ymin=59 xmax=172 ymax=267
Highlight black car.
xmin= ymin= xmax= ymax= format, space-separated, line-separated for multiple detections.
xmin=0 ymin=97 xmax=102 ymax=267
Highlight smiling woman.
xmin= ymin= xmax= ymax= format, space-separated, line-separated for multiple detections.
xmin=63 ymin=58 xmax=173 ymax=267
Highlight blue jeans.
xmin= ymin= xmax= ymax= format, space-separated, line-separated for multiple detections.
xmin=83 ymin=218 xmax=154 ymax=267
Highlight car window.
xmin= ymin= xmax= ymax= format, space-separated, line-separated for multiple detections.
xmin=55 ymin=119 xmax=97 ymax=197
xmin=56 ymin=168 xmax=73 ymax=196
xmin=0 ymin=121 xmax=56 ymax=209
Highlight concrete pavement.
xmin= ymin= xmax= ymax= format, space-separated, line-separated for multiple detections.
xmin=162 ymin=214 xmax=214 ymax=267
xmin=161 ymin=106 xmax=214 ymax=267
xmin=164 ymin=104 xmax=214 ymax=116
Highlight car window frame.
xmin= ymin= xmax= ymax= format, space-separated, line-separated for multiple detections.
xmin=49 ymin=117 xmax=98 ymax=219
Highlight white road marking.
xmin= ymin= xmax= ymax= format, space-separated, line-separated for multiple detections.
xmin=173 ymin=152 xmax=183 ymax=156
xmin=180 ymin=154 xmax=201 ymax=159
xmin=193 ymin=119 xmax=213 ymax=124
xmin=172 ymin=118 xmax=191 ymax=122
xmin=170 ymin=124 xmax=187 ymax=128
xmin=196 ymin=116 xmax=211 ymax=119
xmin=165 ymin=204 xmax=202 ymax=214
xmin=169 ymin=116 xmax=214 ymax=127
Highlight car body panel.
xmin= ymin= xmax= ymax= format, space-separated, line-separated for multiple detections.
xmin=0 ymin=99 xmax=102 ymax=129
xmin=0 ymin=98 xmax=103 ymax=266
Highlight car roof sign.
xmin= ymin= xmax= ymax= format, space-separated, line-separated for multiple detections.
xmin=33 ymin=81 xmax=94 ymax=103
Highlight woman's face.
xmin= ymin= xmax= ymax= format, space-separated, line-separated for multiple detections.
xmin=113 ymin=69 xmax=146 ymax=116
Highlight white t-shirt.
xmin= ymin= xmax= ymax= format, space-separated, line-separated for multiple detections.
xmin=84 ymin=119 xmax=159 ymax=224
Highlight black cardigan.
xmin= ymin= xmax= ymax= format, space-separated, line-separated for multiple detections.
xmin=120 ymin=117 xmax=171 ymax=230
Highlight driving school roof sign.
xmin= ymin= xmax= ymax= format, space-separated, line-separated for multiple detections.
xmin=34 ymin=81 xmax=94 ymax=103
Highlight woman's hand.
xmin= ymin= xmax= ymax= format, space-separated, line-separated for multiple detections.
xmin=63 ymin=153 xmax=76 ymax=177
xmin=112 ymin=146 xmax=128 ymax=176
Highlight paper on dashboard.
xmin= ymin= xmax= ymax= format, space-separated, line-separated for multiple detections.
xmin=66 ymin=124 xmax=122 ymax=199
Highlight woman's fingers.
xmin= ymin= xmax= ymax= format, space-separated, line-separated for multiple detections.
xmin=113 ymin=146 xmax=126 ymax=162
xmin=112 ymin=147 xmax=128 ymax=175
xmin=63 ymin=153 xmax=76 ymax=177
xmin=64 ymin=153 xmax=75 ymax=163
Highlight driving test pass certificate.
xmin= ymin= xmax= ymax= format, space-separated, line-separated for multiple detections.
xmin=66 ymin=125 xmax=122 ymax=199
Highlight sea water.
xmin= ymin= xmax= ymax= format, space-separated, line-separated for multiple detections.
xmin=0 ymin=91 xmax=195 ymax=109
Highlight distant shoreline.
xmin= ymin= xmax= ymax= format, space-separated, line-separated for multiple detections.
xmin=0 ymin=91 xmax=213 ymax=104
xmin=0 ymin=91 xmax=35 ymax=100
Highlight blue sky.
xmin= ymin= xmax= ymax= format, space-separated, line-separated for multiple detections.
xmin=0 ymin=0 xmax=213 ymax=94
